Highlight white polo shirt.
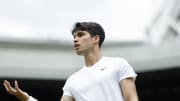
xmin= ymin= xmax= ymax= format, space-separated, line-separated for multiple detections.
xmin=63 ymin=56 xmax=137 ymax=101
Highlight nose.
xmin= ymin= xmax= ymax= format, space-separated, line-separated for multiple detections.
xmin=73 ymin=36 xmax=78 ymax=43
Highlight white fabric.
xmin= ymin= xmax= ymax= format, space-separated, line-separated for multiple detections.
xmin=28 ymin=96 xmax=38 ymax=101
xmin=63 ymin=56 xmax=137 ymax=101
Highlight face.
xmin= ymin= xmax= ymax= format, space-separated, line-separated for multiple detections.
xmin=73 ymin=31 xmax=96 ymax=55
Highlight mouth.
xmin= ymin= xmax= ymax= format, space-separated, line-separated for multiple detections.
xmin=74 ymin=44 xmax=80 ymax=50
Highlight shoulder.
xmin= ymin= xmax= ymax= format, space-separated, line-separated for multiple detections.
xmin=66 ymin=68 xmax=85 ymax=82
xmin=102 ymin=56 xmax=131 ymax=70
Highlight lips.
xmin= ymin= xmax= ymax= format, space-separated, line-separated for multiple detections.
xmin=74 ymin=44 xmax=80 ymax=49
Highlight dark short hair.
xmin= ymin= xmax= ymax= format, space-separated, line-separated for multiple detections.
xmin=72 ymin=22 xmax=105 ymax=47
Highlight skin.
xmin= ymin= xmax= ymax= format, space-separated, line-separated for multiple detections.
xmin=61 ymin=31 xmax=102 ymax=101
xmin=3 ymin=30 xmax=139 ymax=101
xmin=120 ymin=78 xmax=139 ymax=101
xmin=61 ymin=31 xmax=139 ymax=101
xmin=3 ymin=80 xmax=29 ymax=101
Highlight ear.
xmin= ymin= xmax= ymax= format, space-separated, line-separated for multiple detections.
xmin=93 ymin=35 xmax=100 ymax=45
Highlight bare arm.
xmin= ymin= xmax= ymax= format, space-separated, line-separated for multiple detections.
xmin=3 ymin=80 xmax=30 ymax=101
xmin=60 ymin=95 xmax=75 ymax=101
xmin=120 ymin=78 xmax=139 ymax=101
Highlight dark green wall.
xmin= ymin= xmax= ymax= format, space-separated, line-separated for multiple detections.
xmin=1 ymin=67 xmax=180 ymax=101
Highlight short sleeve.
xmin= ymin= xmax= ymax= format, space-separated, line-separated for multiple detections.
xmin=117 ymin=59 xmax=137 ymax=82
xmin=62 ymin=79 xmax=73 ymax=97
xmin=28 ymin=96 xmax=38 ymax=101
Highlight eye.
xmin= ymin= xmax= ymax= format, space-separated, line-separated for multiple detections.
xmin=73 ymin=31 xmax=85 ymax=39
xmin=77 ymin=32 xmax=84 ymax=37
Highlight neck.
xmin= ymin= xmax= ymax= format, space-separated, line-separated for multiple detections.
xmin=84 ymin=49 xmax=102 ymax=67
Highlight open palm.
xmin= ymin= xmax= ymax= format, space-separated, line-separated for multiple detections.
xmin=3 ymin=80 xmax=29 ymax=101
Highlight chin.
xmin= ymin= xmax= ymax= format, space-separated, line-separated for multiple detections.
xmin=76 ymin=51 xmax=84 ymax=56
xmin=76 ymin=52 xmax=84 ymax=56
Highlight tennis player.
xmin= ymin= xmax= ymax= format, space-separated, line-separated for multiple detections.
xmin=3 ymin=22 xmax=139 ymax=101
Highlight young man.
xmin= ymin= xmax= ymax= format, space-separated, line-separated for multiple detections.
xmin=3 ymin=22 xmax=139 ymax=101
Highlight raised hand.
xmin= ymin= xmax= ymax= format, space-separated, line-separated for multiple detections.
xmin=3 ymin=80 xmax=30 ymax=101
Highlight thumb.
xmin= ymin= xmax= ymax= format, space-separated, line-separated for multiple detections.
xmin=14 ymin=80 xmax=30 ymax=99
xmin=15 ymin=80 xmax=22 ymax=92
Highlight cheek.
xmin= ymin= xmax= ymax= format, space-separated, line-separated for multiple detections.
xmin=81 ymin=36 xmax=94 ymax=47
xmin=85 ymin=38 xmax=93 ymax=44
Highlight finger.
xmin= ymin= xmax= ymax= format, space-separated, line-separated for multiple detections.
xmin=3 ymin=80 xmax=16 ymax=93
xmin=15 ymin=80 xmax=21 ymax=92
xmin=3 ymin=80 xmax=10 ymax=92
xmin=15 ymin=80 xmax=19 ymax=89
xmin=15 ymin=80 xmax=26 ymax=94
